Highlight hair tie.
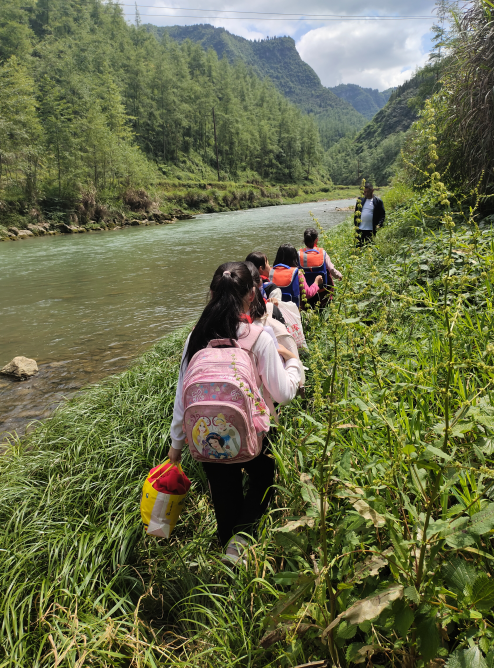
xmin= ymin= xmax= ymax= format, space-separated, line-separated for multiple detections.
xmin=222 ymin=271 xmax=231 ymax=277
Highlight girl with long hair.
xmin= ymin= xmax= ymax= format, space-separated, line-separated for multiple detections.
xmin=269 ymin=243 xmax=323 ymax=307
xmin=168 ymin=261 xmax=301 ymax=564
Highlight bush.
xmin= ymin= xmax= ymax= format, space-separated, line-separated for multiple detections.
xmin=122 ymin=188 xmax=153 ymax=212
xmin=382 ymin=180 xmax=415 ymax=211
xmin=183 ymin=189 xmax=210 ymax=207
xmin=281 ymin=186 xmax=299 ymax=198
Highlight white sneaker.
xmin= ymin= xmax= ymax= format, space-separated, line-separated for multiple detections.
xmin=222 ymin=534 xmax=248 ymax=567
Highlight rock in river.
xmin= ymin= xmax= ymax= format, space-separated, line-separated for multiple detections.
xmin=1 ymin=356 xmax=39 ymax=380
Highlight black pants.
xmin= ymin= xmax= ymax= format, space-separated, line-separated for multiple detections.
xmin=202 ymin=444 xmax=275 ymax=546
xmin=356 ymin=229 xmax=375 ymax=247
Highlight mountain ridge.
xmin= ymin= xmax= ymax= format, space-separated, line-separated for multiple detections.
xmin=330 ymin=84 xmax=394 ymax=120
xmin=325 ymin=63 xmax=441 ymax=185
xmin=145 ymin=23 xmax=369 ymax=144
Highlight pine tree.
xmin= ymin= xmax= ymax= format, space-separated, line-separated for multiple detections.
xmin=0 ymin=0 xmax=35 ymax=62
xmin=0 ymin=57 xmax=42 ymax=198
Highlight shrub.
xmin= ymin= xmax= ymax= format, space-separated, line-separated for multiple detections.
xmin=281 ymin=186 xmax=299 ymax=198
xmin=122 ymin=188 xmax=153 ymax=212
xmin=183 ymin=189 xmax=209 ymax=207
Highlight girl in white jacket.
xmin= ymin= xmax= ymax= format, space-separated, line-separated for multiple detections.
xmin=168 ymin=261 xmax=301 ymax=564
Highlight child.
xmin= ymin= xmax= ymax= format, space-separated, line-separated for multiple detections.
xmin=300 ymin=228 xmax=342 ymax=307
xmin=246 ymin=262 xmax=305 ymax=389
xmin=245 ymin=251 xmax=271 ymax=283
xmin=269 ymin=244 xmax=323 ymax=308
xmin=245 ymin=256 xmax=286 ymax=325
xmin=168 ymin=262 xmax=301 ymax=565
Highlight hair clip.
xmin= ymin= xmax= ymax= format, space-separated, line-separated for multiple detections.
xmin=222 ymin=270 xmax=231 ymax=277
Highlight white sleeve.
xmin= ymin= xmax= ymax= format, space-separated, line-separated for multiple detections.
xmin=253 ymin=331 xmax=301 ymax=404
xmin=263 ymin=325 xmax=279 ymax=349
xmin=170 ymin=334 xmax=191 ymax=450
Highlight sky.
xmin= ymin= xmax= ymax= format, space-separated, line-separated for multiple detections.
xmin=121 ymin=1 xmax=439 ymax=91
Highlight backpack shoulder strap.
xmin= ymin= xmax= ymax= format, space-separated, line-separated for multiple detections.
xmin=237 ymin=323 xmax=264 ymax=353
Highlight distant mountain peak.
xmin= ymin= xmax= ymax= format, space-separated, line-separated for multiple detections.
xmin=329 ymin=84 xmax=394 ymax=120
xmin=145 ymin=23 xmax=365 ymax=121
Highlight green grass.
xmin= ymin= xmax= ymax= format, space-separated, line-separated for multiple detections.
xmin=2 ymin=180 xmax=494 ymax=666
xmin=154 ymin=181 xmax=361 ymax=216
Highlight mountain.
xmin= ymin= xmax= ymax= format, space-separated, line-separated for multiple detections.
xmin=325 ymin=64 xmax=441 ymax=185
xmin=355 ymin=67 xmax=438 ymax=150
xmin=329 ymin=84 xmax=394 ymax=120
xmin=145 ymin=24 xmax=368 ymax=144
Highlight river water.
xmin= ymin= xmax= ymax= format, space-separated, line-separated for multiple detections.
xmin=0 ymin=199 xmax=353 ymax=441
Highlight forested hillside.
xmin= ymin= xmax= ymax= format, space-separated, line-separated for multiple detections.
xmin=147 ymin=24 xmax=368 ymax=145
xmin=329 ymin=83 xmax=393 ymax=120
xmin=0 ymin=0 xmax=329 ymax=233
xmin=325 ymin=64 xmax=441 ymax=185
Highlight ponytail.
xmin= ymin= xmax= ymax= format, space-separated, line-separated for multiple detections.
xmin=185 ymin=262 xmax=254 ymax=364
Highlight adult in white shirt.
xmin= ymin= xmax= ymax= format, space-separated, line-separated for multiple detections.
xmin=168 ymin=261 xmax=301 ymax=564
xmin=354 ymin=183 xmax=386 ymax=247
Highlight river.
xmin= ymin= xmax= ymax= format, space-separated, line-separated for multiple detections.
xmin=0 ymin=199 xmax=353 ymax=441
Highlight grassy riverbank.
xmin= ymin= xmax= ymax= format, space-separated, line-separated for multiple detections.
xmin=1 ymin=180 xmax=494 ymax=666
xmin=0 ymin=182 xmax=360 ymax=241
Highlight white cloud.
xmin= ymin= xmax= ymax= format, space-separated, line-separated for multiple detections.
xmin=131 ymin=0 xmax=437 ymax=90
xmin=297 ymin=18 xmax=433 ymax=89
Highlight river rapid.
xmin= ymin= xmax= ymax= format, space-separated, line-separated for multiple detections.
xmin=0 ymin=199 xmax=354 ymax=441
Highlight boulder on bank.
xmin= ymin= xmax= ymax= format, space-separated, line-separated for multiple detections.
xmin=172 ymin=208 xmax=194 ymax=220
xmin=60 ymin=224 xmax=82 ymax=233
xmin=17 ymin=230 xmax=34 ymax=238
xmin=27 ymin=223 xmax=46 ymax=235
xmin=152 ymin=212 xmax=174 ymax=224
xmin=1 ymin=356 xmax=38 ymax=380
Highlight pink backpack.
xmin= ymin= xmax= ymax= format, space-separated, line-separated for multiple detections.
xmin=182 ymin=325 xmax=271 ymax=464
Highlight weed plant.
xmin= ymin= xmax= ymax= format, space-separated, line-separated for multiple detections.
xmin=1 ymin=176 xmax=494 ymax=666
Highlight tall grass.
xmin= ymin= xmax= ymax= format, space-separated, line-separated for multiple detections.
xmin=1 ymin=177 xmax=494 ymax=666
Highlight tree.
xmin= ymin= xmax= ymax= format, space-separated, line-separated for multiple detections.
xmin=0 ymin=0 xmax=35 ymax=62
xmin=301 ymin=116 xmax=321 ymax=179
xmin=0 ymin=57 xmax=42 ymax=199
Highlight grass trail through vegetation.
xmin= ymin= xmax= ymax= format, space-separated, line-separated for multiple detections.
xmin=2 ymin=180 xmax=494 ymax=666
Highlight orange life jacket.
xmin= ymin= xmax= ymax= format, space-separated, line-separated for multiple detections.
xmin=268 ymin=265 xmax=300 ymax=306
xmin=299 ymin=247 xmax=328 ymax=287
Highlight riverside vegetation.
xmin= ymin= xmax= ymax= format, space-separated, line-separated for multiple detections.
xmin=0 ymin=181 xmax=359 ymax=241
xmin=2 ymin=166 xmax=494 ymax=666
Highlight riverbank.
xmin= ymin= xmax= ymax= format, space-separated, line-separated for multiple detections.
xmin=2 ymin=183 xmax=494 ymax=665
xmin=0 ymin=183 xmax=360 ymax=241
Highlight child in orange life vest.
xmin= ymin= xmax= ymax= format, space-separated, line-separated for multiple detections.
xmin=246 ymin=261 xmax=306 ymax=389
xmin=269 ymin=244 xmax=322 ymax=308
xmin=300 ymin=228 xmax=342 ymax=307
xmin=301 ymin=228 xmax=342 ymax=282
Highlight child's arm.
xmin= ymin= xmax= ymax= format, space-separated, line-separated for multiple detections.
xmin=303 ymin=276 xmax=321 ymax=298
xmin=325 ymin=253 xmax=342 ymax=281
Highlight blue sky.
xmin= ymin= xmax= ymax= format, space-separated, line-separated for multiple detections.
xmin=125 ymin=1 xmax=438 ymax=90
